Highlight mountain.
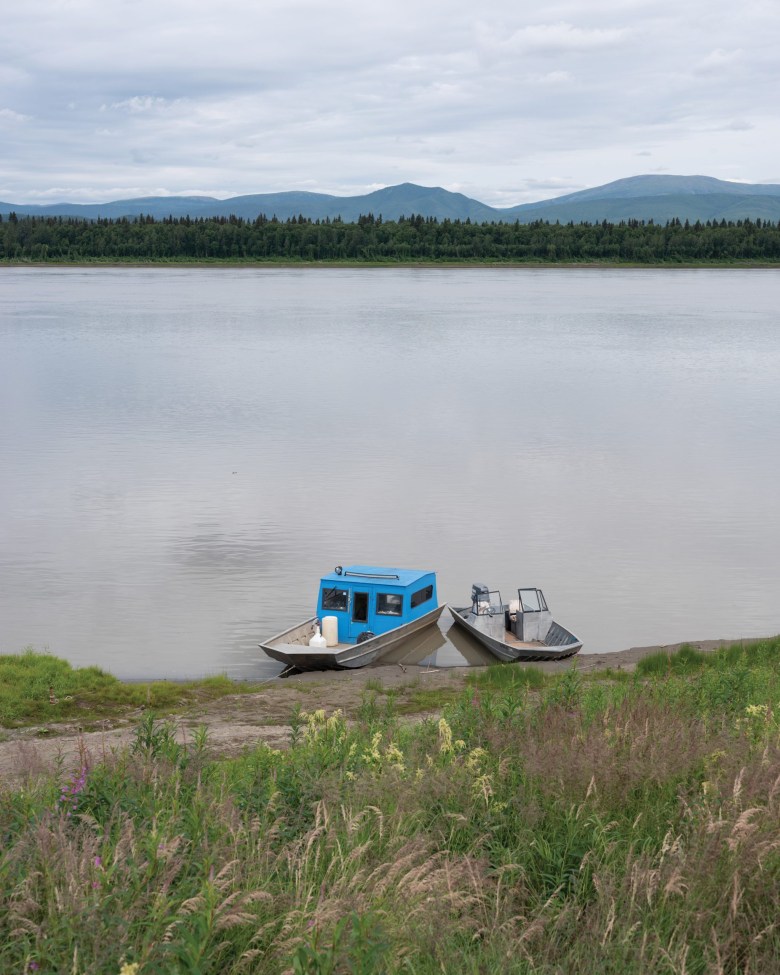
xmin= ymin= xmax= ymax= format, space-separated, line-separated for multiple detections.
xmin=497 ymin=175 xmax=780 ymax=223
xmin=3 ymin=175 xmax=780 ymax=224
xmin=0 ymin=183 xmax=497 ymax=223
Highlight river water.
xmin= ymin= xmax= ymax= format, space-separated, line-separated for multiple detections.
xmin=1 ymin=266 xmax=778 ymax=679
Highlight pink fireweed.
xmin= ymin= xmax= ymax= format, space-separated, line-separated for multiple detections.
xmin=58 ymin=765 xmax=87 ymax=817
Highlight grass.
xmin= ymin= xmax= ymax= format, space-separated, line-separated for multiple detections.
xmin=467 ymin=662 xmax=547 ymax=692
xmin=2 ymin=637 xmax=780 ymax=973
xmin=0 ymin=647 xmax=264 ymax=727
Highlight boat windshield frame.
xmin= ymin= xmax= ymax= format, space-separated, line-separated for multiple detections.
xmin=472 ymin=589 xmax=503 ymax=615
xmin=517 ymin=588 xmax=548 ymax=613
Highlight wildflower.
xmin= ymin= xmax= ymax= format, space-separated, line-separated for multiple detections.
xmin=326 ymin=709 xmax=344 ymax=731
xmin=706 ymin=749 xmax=727 ymax=767
xmin=438 ymin=718 xmax=453 ymax=754
xmin=465 ymin=747 xmax=487 ymax=772
xmin=301 ymin=708 xmax=331 ymax=741
xmin=741 ymin=704 xmax=774 ymax=742
xmin=472 ymin=773 xmax=494 ymax=806
xmin=745 ymin=704 xmax=769 ymax=720
xmin=454 ymin=739 xmax=466 ymax=751
xmin=363 ymin=731 xmax=383 ymax=765
xmin=119 ymin=963 xmax=140 ymax=975
xmin=345 ymin=771 xmax=356 ymax=781
xmin=94 ymin=856 xmax=102 ymax=868
xmin=384 ymin=742 xmax=405 ymax=772
xmin=58 ymin=765 xmax=88 ymax=817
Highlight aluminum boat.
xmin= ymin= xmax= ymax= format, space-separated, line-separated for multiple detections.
xmin=261 ymin=565 xmax=444 ymax=671
xmin=448 ymin=584 xmax=582 ymax=662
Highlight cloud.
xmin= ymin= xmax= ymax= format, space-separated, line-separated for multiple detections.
xmin=695 ymin=48 xmax=743 ymax=73
xmin=0 ymin=0 xmax=779 ymax=204
xmin=0 ymin=108 xmax=30 ymax=123
xmin=107 ymin=96 xmax=174 ymax=114
xmin=528 ymin=70 xmax=574 ymax=86
xmin=501 ymin=21 xmax=630 ymax=53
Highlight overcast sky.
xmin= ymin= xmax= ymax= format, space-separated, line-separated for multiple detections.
xmin=1 ymin=0 xmax=778 ymax=206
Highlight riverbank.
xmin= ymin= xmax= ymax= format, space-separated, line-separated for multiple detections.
xmin=0 ymin=637 xmax=760 ymax=780
xmin=4 ymin=258 xmax=780 ymax=268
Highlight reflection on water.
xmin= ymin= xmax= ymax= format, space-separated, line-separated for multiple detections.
xmin=1 ymin=267 xmax=779 ymax=679
xmin=378 ymin=624 xmax=448 ymax=668
xmin=379 ymin=618 xmax=496 ymax=669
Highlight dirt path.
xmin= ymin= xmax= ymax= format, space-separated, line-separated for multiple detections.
xmin=0 ymin=639 xmax=750 ymax=783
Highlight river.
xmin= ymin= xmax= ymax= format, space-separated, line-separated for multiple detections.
xmin=1 ymin=266 xmax=778 ymax=678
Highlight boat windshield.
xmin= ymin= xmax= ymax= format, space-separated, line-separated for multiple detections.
xmin=518 ymin=589 xmax=548 ymax=613
xmin=472 ymin=590 xmax=503 ymax=615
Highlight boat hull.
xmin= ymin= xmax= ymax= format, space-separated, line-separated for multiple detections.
xmin=447 ymin=605 xmax=582 ymax=662
xmin=261 ymin=604 xmax=446 ymax=671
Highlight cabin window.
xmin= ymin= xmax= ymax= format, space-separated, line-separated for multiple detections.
xmin=411 ymin=584 xmax=433 ymax=608
xmin=322 ymin=587 xmax=349 ymax=612
xmin=352 ymin=591 xmax=369 ymax=623
xmin=376 ymin=592 xmax=403 ymax=616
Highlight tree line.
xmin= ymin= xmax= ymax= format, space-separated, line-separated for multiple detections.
xmin=2 ymin=211 xmax=780 ymax=263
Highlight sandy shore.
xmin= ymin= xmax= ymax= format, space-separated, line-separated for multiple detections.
xmin=0 ymin=638 xmax=761 ymax=782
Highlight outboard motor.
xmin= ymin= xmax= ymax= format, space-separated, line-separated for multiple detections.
xmin=471 ymin=583 xmax=490 ymax=608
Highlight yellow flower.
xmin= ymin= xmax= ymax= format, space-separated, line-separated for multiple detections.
xmin=745 ymin=704 xmax=769 ymax=720
xmin=326 ymin=709 xmax=344 ymax=731
xmin=472 ymin=773 xmax=494 ymax=806
xmin=438 ymin=718 xmax=453 ymax=754
xmin=119 ymin=963 xmax=140 ymax=975
xmin=466 ymin=747 xmax=487 ymax=771
xmin=385 ymin=742 xmax=405 ymax=770
xmin=363 ymin=731 xmax=383 ymax=764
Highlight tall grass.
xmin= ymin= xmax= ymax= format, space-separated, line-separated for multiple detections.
xmin=1 ymin=638 xmax=780 ymax=972
xmin=0 ymin=648 xmax=261 ymax=727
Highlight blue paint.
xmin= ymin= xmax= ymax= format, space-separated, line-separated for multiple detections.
xmin=316 ymin=565 xmax=438 ymax=644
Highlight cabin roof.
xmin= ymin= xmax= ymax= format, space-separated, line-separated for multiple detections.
xmin=320 ymin=565 xmax=433 ymax=588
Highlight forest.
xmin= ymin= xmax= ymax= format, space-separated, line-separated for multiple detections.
xmin=3 ymin=211 xmax=780 ymax=263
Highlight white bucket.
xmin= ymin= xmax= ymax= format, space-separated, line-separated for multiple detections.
xmin=322 ymin=616 xmax=339 ymax=647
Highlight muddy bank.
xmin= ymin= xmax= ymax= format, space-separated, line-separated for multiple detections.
xmin=0 ymin=638 xmax=759 ymax=782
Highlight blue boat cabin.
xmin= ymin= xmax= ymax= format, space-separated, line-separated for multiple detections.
xmin=316 ymin=565 xmax=438 ymax=644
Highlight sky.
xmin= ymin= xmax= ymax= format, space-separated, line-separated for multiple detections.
xmin=1 ymin=0 xmax=779 ymax=207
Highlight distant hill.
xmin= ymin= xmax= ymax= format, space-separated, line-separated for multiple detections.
xmin=3 ymin=175 xmax=780 ymax=224
xmin=0 ymin=183 xmax=497 ymax=224
xmin=499 ymin=175 xmax=780 ymax=223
